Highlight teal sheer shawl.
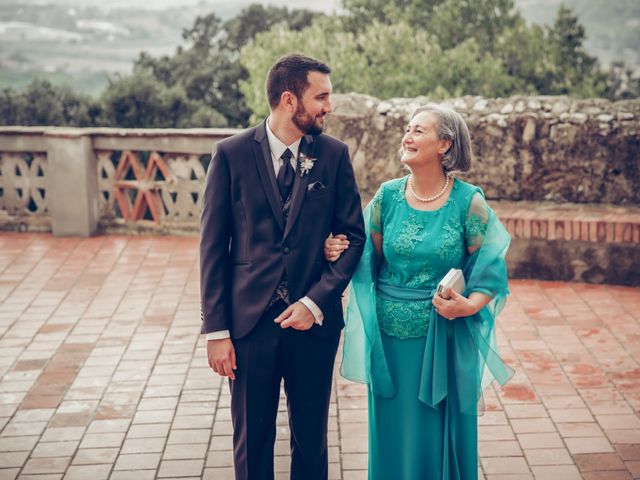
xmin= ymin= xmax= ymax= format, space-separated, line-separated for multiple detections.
xmin=341 ymin=190 xmax=514 ymax=415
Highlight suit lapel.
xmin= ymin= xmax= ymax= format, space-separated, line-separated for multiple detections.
xmin=253 ymin=122 xmax=284 ymax=231
xmin=283 ymin=134 xmax=314 ymax=239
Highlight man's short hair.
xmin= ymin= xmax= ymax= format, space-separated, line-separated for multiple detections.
xmin=266 ymin=53 xmax=331 ymax=109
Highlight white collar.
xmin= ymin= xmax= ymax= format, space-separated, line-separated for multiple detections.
xmin=265 ymin=117 xmax=302 ymax=160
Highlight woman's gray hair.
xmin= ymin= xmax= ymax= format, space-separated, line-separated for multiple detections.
xmin=412 ymin=104 xmax=473 ymax=173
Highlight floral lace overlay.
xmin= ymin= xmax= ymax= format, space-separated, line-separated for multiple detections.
xmin=437 ymin=218 xmax=465 ymax=265
xmin=466 ymin=212 xmax=488 ymax=240
xmin=392 ymin=213 xmax=425 ymax=260
xmin=377 ymin=298 xmax=431 ymax=339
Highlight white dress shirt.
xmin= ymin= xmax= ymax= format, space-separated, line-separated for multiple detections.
xmin=205 ymin=119 xmax=324 ymax=341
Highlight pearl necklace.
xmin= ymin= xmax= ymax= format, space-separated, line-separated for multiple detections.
xmin=408 ymin=174 xmax=450 ymax=203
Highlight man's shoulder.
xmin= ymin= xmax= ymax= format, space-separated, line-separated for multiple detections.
xmin=313 ymin=133 xmax=348 ymax=151
xmin=216 ymin=125 xmax=260 ymax=152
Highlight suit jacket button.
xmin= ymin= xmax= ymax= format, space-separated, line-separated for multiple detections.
xmin=283 ymin=246 xmax=290 ymax=254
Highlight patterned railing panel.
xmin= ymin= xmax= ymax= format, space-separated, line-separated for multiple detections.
xmin=97 ymin=149 xmax=209 ymax=228
xmin=0 ymin=152 xmax=49 ymax=218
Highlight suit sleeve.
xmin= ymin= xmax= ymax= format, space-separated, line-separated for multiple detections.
xmin=305 ymin=145 xmax=366 ymax=316
xmin=200 ymin=143 xmax=232 ymax=334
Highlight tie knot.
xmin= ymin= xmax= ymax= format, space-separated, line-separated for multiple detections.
xmin=280 ymin=149 xmax=293 ymax=163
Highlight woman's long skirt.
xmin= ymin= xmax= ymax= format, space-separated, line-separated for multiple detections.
xmin=368 ymin=332 xmax=478 ymax=480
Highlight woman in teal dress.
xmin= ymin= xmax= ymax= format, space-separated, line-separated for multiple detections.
xmin=326 ymin=105 xmax=514 ymax=479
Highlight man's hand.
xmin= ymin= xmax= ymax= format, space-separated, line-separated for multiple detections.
xmin=274 ymin=301 xmax=315 ymax=330
xmin=207 ymin=338 xmax=237 ymax=380
xmin=324 ymin=233 xmax=349 ymax=262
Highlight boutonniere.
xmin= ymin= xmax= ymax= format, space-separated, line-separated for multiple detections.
xmin=298 ymin=152 xmax=316 ymax=177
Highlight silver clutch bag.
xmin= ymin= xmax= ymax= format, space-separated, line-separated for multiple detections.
xmin=436 ymin=268 xmax=466 ymax=299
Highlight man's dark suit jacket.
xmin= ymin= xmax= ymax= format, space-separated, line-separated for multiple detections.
xmin=200 ymin=120 xmax=365 ymax=339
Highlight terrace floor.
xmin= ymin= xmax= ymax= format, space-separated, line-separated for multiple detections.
xmin=0 ymin=233 xmax=639 ymax=480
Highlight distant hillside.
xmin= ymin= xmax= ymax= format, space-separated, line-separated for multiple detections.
xmin=0 ymin=0 xmax=637 ymax=96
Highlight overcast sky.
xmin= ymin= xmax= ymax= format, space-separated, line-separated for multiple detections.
xmin=38 ymin=0 xmax=343 ymax=13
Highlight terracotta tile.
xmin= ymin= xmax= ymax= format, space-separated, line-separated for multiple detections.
xmin=40 ymin=427 xmax=85 ymax=442
xmin=158 ymin=459 xmax=204 ymax=478
xmin=575 ymin=453 xmax=626 ymax=472
xmin=511 ymin=418 xmax=556 ymax=434
xmin=596 ymin=414 xmax=640 ymax=431
xmin=581 ymin=472 xmax=632 ymax=480
xmin=517 ymin=433 xmax=564 ymax=449
xmin=479 ymin=440 xmax=523 ymax=457
xmin=205 ymin=451 xmax=234 ymax=468
xmin=615 ymin=444 xmax=640 ymax=461
xmin=22 ymin=456 xmax=71 ymax=474
xmin=0 ymin=451 xmax=30 ymax=468
xmin=548 ymin=408 xmax=594 ymax=423
xmin=167 ymin=429 xmax=213 ymax=445
xmin=0 ymin=436 xmax=39 ymax=452
xmin=163 ymin=443 xmax=208 ymax=460
xmin=523 ymin=448 xmax=573 ymax=466
xmin=342 ymin=453 xmax=367 ymax=470
xmin=202 ymin=468 xmax=235 ymax=480
xmin=172 ymin=415 xmax=214 ymax=430
xmin=78 ymin=432 xmax=124 ymax=449
xmin=557 ymin=422 xmax=604 ymax=438
xmin=109 ymin=471 xmax=156 ymax=480
xmin=113 ymin=453 xmax=161 ymax=470
xmin=479 ymin=426 xmax=517 ymax=441
xmin=31 ymin=441 xmax=79 ymax=458
xmin=481 ymin=456 xmax=530 ymax=474
xmin=12 ymin=408 xmax=55 ymax=422
xmin=565 ymin=436 xmax=615 ymax=454
xmin=504 ymin=404 xmax=548 ymax=419
xmin=120 ymin=437 xmax=166 ymax=454
xmin=132 ymin=409 xmax=175 ymax=424
xmin=72 ymin=448 xmax=119 ymax=465
xmin=63 ymin=464 xmax=111 ymax=480
xmin=607 ymin=430 xmax=640 ymax=444
xmin=626 ymin=460 xmax=640 ymax=477
xmin=530 ymin=465 xmax=582 ymax=480
xmin=209 ymin=436 xmax=233 ymax=452
xmin=126 ymin=423 xmax=171 ymax=438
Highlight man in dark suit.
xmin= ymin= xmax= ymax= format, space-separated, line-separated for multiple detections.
xmin=200 ymin=53 xmax=365 ymax=480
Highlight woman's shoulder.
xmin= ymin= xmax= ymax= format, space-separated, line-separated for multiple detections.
xmin=374 ymin=175 xmax=407 ymax=200
xmin=453 ymin=178 xmax=486 ymax=201
xmin=452 ymin=178 xmax=490 ymax=216
xmin=380 ymin=175 xmax=408 ymax=191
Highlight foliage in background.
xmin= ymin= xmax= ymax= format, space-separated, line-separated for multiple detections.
xmin=239 ymin=0 xmax=635 ymax=118
xmin=0 ymin=1 xmax=638 ymax=128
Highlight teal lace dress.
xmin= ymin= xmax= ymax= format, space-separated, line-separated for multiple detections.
xmin=341 ymin=176 xmax=514 ymax=480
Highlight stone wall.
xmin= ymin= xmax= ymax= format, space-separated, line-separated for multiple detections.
xmin=326 ymin=94 xmax=640 ymax=205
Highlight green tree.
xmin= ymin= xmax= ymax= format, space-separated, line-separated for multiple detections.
xmin=0 ymin=80 xmax=97 ymax=126
xmin=240 ymin=18 xmax=519 ymax=119
xmin=547 ymin=5 xmax=604 ymax=96
xmin=130 ymin=4 xmax=320 ymax=128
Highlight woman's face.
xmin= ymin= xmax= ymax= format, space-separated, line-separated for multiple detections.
xmin=400 ymin=111 xmax=450 ymax=167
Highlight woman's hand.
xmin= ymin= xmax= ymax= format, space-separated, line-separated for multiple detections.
xmin=324 ymin=234 xmax=349 ymax=262
xmin=431 ymin=288 xmax=476 ymax=320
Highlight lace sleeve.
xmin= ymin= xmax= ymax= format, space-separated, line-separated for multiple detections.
xmin=369 ymin=186 xmax=384 ymax=235
xmin=465 ymin=192 xmax=489 ymax=254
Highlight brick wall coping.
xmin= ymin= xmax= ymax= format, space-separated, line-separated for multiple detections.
xmin=492 ymin=200 xmax=640 ymax=243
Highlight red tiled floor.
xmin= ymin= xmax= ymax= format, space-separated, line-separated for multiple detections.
xmin=0 ymin=233 xmax=638 ymax=479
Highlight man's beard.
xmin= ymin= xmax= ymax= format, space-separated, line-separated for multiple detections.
xmin=292 ymin=103 xmax=324 ymax=135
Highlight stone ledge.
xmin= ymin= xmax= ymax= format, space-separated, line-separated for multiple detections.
xmin=493 ymin=201 xmax=640 ymax=244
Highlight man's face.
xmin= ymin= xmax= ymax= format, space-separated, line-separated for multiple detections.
xmin=292 ymin=71 xmax=332 ymax=135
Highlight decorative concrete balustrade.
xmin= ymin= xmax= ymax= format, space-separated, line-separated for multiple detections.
xmin=0 ymin=127 xmax=235 ymax=236
xmin=1 ymin=95 xmax=639 ymax=285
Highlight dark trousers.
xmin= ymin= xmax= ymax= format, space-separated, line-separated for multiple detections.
xmin=230 ymin=300 xmax=340 ymax=480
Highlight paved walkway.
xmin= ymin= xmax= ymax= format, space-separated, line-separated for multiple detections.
xmin=0 ymin=234 xmax=638 ymax=480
